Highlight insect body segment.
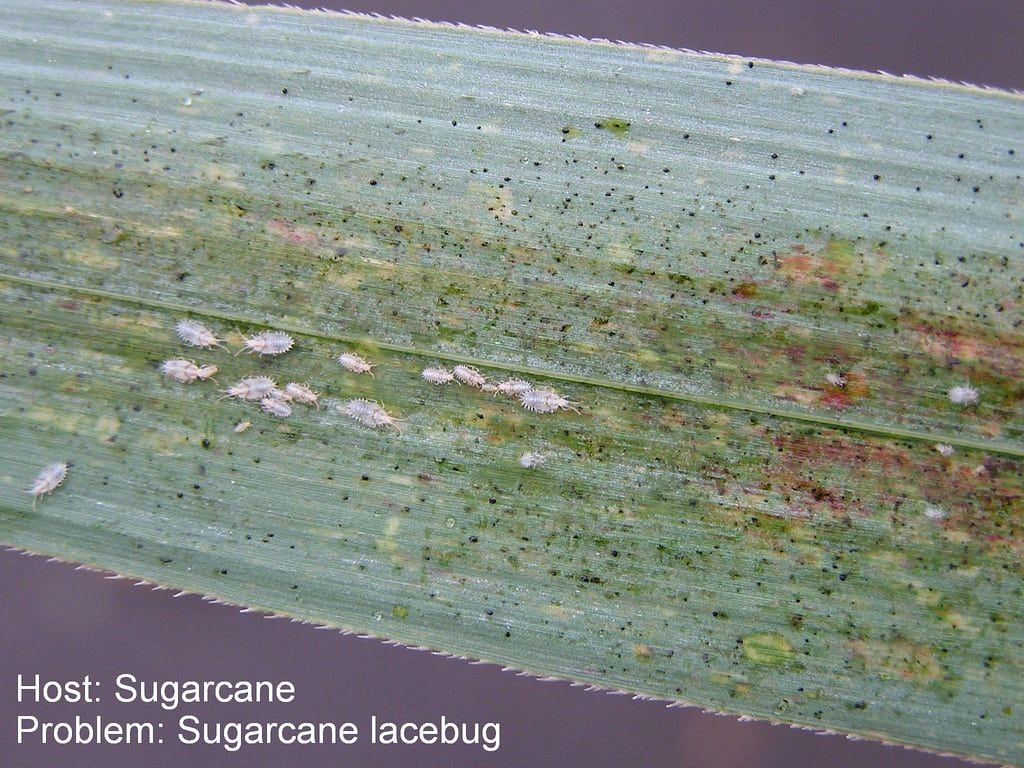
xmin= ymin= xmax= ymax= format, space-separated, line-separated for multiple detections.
xmin=29 ymin=462 xmax=68 ymax=507
xmin=283 ymin=382 xmax=321 ymax=409
xmin=495 ymin=379 xmax=533 ymax=397
xmin=161 ymin=359 xmax=217 ymax=383
xmin=948 ymin=384 xmax=979 ymax=406
xmin=519 ymin=387 xmax=580 ymax=414
xmin=238 ymin=331 xmax=294 ymax=356
xmin=260 ymin=396 xmax=293 ymax=418
xmin=175 ymin=319 xmax=224 ymax=350
xmin=421 ymin=366 xmax=455 ymax=385
xmin=452 ymin=365 xmax=487 ymax=388
xmin=340 ymin=399 xmax=402 ymax=434
xmin=519 ymin=452 xmax=547 ymax=468
xmin=220 ymin=376 xmax=277 ymax=401
xmin=337 ymin=352 xmax=376 ymax=375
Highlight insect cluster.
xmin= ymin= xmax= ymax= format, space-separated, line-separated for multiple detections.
xmin=419 ymin=364 xmax=579 ymax=415
xmin=419 ymin=362 xmax=578 ymax=470
xmin=163 ymin=319 xmax=319 ymax=419
xmin=162 ymin=319 xmax=403 ymax=433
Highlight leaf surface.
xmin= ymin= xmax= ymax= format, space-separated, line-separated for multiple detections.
xmin=1 ymin=1 xmax=1022 ymax=763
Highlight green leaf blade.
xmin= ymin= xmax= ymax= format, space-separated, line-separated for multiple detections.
xmin=1 ymin=1 xmax=1022 ymax=763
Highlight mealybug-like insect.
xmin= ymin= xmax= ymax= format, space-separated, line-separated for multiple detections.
xmin=934 ymin=443 xmax=955 ymax=457
xmin=421 ymin=366 xmax=455 ymax=385
xmin=161 ymin=359 xmax=216 ymax=383
xmin=496 ymin=379 xmax=534 ymax=397
xmin=261 ymin=396 xmax=293 ymax=418
xmin=519 ymin=451 xmax=547 ymax=468
xmin=219 ymin=376 xmax=277 ymax=401
xmin=452 ymin=364 xmax=486 ymax=388
xmin=519 ymin=387 xmax=580 ymax=414
xmin=283 ymin=382 xmax=320 ymax=409
xmin=175 ymin=319 xmax=224 ymax=349
xmin=337 ymin=352 xmax=376 ymax=375
xmin=234 ymin=421 xmax=252 ymax=433
xmin=948 ymin=384 xmax=979 ymax=406
xmin=825 ymin=372 xmax=847 ymax=388
xmin=340 ymin=399 xmax=402 ymax=434
xmin=238 ymin=330 xmax=294 ymax=356
xmin=29 ymin=462 xmax=68 ymax=507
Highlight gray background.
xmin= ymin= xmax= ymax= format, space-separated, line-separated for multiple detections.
xmin=3 ymin=1 xmax=1021 ymax=766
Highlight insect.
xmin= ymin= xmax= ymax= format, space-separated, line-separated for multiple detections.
xmin=421 ymin=366 xmax=455 ymax=385
xmin=219 ymin=376 xmax=277 ymax=401
xmin=934 ymin=443 xmax=955 ymax=456
xmin=337 ymin=352 xmax=376 ymax=375
xmin=519 ymin=451 xmax=547 ymax=468
xmin=238 ymin=330 xmax=294 ymax=356
xmin=519 ymin=387 xmax=580 ymax=414
xmin=175 ymin=318 xmax=224 ymax=349
xmin=161 ymin=359 xmax=218 ymax=383
xmin=825 ymin=372 xmax=847 ymax=388
xmin=948 ymin=384 xmax=979 ymax=406
xmin=495 ymin=379 xmax=534 ymax=397
xmin=283 ymin=382 xmax=321 ymax=409
xmin=28 ymin=462 xmax=68 ymax=507
xmin=340 ymin=399 xmax=403 ymax=434
xmin=234 ymin=421 xmax=252 ymax=433
xmin=452 ymin=364 xmax=486 ymax=388
xmin=260 ymin=396 xmax=293 ymax=418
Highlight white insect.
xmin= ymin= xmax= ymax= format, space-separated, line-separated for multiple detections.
xmin=519 ymin=452 xmax=547 ymax=468
xmin=175 ymin=318 xmax=224 ymax=349
xmin=337 ymin=352 xmax=376 ymax=375
xmin=924 ymin=505 xmax=946 ymax=521
xmin=825 ymin=372 xmax=847 ymax=388
xmin=238 ymin=330 xmax=294 ymax=356
xmin=340 ymin=398 xmax=402 ymax=434
xmin=934 ymin=443 xmax=955 ymax=457
xmin=519 ymin=387 xmax=580 ymax=414
xmin=161 ymin=359 xmax=218 ymax=383
xmin=29 ymin=462 xmax=68 ymax=507
xmin=452 ymin=364 xmax=487 ymax=388
xmin=496 ymin=379 xmax=534 ymax=397
xmin=283 ymin=382 xmax=321 ymax=409
xmin=261 ymin=396 xmax=292 ymax=418
xmin=195 ymin=364 xmax=218 ymax=381
xmin=421 ymin=366 xmax=455 ymax=385
xmin=234 ymin=421 xmax=252 ymax=434
xmin=219 ymin=376 xmax=277 ymax=401
xmin=948 ymin=384 xmax=979 ymax=406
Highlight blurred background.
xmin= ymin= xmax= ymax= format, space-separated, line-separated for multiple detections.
xmin=3 ymin=1 xmax=1021 ymax=766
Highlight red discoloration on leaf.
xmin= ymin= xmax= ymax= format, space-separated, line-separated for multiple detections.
xmin=769 ymin=432 xmax=1024 ymax=554
xmin=820 ymin=372 xmax=870 ymax=409
xmin=784 ymin=345 xmax=806 ymax=363
xmin=267 ymin=219 xmax=320 ymax=247
xmin=821 ymin=390 xmax=854 ymax=409
xmin=776 ymin=241 xmax=853 ymax=292
xmin=909 ymin=323 xmax=1024 ymax=379
xmin=777 ymin=246 xmax=817 ymax=283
